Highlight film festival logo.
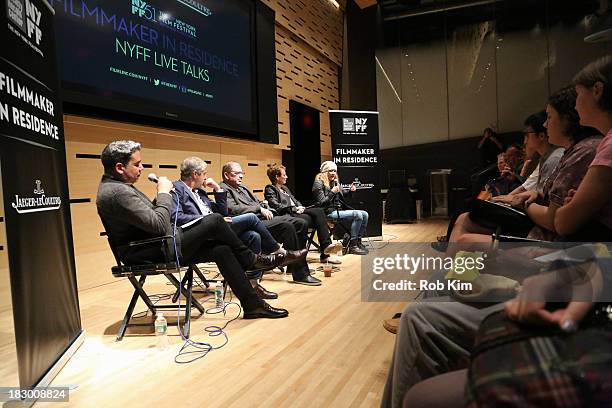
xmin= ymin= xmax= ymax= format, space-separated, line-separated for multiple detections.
xmin=6 ymin=0 xmax=43 ymax=45
xmin=342 ymin=117 xmax=368 ymax=133
xmin=11 ymin=180 xmax=62 ymax=214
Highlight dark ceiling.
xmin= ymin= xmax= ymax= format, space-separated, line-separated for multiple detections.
xmin=379 ymin=0 xmax=601 ymax=22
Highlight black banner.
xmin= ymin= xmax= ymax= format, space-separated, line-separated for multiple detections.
xmin=1 ymin=0 xmax=81 ymax=389
xmin=329 ymin=110 xmax=382 ymax=238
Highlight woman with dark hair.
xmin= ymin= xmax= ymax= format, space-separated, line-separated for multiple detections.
xmin=264 ymin=164 xmax=342 ymax=263
xmin=554 ymin=55 xmax=612 ymax=239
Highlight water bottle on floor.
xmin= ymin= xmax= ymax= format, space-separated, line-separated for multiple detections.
xmin=154 ymin=312 xmax=168 ymax=350
xmin=215 ymin=281 xmax=224 ymax=308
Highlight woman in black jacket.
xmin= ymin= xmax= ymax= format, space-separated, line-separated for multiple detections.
xmin=312 ymin=161 xmax=369 ymax=255
xmin=264 ymin=164 xmax=341 ymax=263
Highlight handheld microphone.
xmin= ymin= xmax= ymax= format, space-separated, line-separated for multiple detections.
xmin=147 ymin=173 xmax=159 ymax=183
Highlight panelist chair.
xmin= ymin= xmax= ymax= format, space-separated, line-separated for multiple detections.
xmin=101 ymin=221 xmax=206 ymax=341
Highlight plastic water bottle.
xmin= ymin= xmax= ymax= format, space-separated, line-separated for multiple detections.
xmin=215 ymin=281 xmax=224 ymax=308
xmin=154 ymin=313 xmax=168 ymax=350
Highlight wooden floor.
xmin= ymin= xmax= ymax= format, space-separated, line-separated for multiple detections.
xmin=3 ymin=221 xmax=446 ymax=408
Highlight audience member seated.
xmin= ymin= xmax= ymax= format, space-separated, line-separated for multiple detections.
xmin=382 ymin=57 xmax=612 ymax=408
xmin=220 ymin=161 xmax=322 ymax=286
xmin=492 ymin=110 xmax=564 ymax=203
xmin=312 ymin=161 xmax=370 ymax=255
xmin=264 ymin=164 xmax=342 ymax=264
xmin=96 ymin=141 xmax=288 ymax=319
xmin=483 ymin=152 xmax=522 ymax=197
xmin=171 ymin=156 xmax=306 ymax=300
xmin=555 ymin=55 xmax=612 ymax=239
xmin=435 ymin=111 xmax=563 ymax=248
xmin=504 ymin=144 xmax=525 ymax=180
xmin=449 ymin=86 xmax=601 ymax=244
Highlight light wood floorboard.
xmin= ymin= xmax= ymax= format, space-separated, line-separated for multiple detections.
xmin=2 ymin=220 xmax=447 ymax=407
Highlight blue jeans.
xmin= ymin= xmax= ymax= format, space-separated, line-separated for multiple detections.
xmin=230 ymin=213 xmax=279 ymax=254
xmin=327 ymin=209 xmax=369 ymax=240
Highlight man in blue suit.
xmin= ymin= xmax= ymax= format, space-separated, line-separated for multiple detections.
xmin=172 ymin=156 xmax=305 ymax=299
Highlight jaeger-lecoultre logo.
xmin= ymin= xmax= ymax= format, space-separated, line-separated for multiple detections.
xmin=11 ymin=180 xmax=61 ymax=214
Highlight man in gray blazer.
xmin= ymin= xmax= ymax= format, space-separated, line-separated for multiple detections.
xmin=220 ymin=161 xmax=321 ymax=286
xmin=96 ymin=140 xmax=289 ymax=319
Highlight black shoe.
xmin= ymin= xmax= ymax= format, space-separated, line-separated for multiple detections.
xmin=292 ymin=274 xmax=322 ymax=286
xmin=255 ymin=283 xmax=278 ymax=300
xmin=243 ymin=302 xmax=288 ymax=319
xmin=251 ymin=252 xmax=286 ymax=272
xmin=348 ymin=240 xmax=368 ymax=255
xmin=357 ymin=238 xmax=369 ymax=254
xmin=430 ymin=241 xmax=448 ymax=253
xmin=280 ymin=249 xmax=308 ymax=267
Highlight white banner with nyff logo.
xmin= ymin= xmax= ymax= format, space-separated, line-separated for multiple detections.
xmin=329 ymin=110 xmax=382 ymax=238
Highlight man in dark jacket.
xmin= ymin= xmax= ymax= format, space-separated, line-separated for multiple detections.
xmin=220 ymin=161 xmax=321 ymax=286
xmin=96 ymin=140 xmax=288 ymax=319
xmin=172 ymin=156 xmax=306 ymax=299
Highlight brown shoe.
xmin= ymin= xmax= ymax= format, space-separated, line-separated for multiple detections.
xmin=383 ymin=317 xmax=400 ymax=334
xmin=255 ymin=283 xmax=278 ymax=300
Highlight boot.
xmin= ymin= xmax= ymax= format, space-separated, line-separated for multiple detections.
xmin=357 ymin=238 xmax=369 ymax=254
xmin=348 ymin=239 xmax=368 ymax=255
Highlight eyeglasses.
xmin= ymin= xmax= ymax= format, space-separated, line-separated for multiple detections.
xmin=230 ymin=171 xmax=245 ymax=176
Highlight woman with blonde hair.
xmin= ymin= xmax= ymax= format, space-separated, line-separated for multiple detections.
xmin=312 ymin=161 xmax=369 ymax=255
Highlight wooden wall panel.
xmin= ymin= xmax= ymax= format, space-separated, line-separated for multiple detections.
xmin=262 ymin=0 xmax=344 ymax=65
xmin=262 ymin=0 xmax=343 ymax=156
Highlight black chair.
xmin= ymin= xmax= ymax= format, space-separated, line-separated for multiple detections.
xmin=103 ymin=228 xmax=207 ymax=341
xmin=305 ymin=218 xmax=342 ymax=253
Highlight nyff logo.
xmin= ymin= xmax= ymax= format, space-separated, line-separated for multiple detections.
xmin=355 ymin=118 xmax=368 ymax=132
xmin=131 ymin=0 xmax=148 ymax=17
xmin=342 ymin=117 xmax=368 ymax=132
xmin=7 ymin=0 xmax=42 ymax=45
xmin=25 ymin=0 xmax=42 ymax=45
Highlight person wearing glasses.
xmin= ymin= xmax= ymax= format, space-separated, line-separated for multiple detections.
xmin=312 ymin=161 xmax=370 ymax=255
xmin=221 ymin=161 xmax=322 ymax=286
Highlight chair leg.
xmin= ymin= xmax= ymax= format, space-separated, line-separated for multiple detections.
xmin=129 ymin=275 xmax=157 ymax=314
xmin=117 ymin=275 xmax=147 ymax=341
xmin=306 ymin=229 xmax=320 ymax=252
xmin=193 ymin=265 xmax=211 ymax=290
xmin=166 ymin=273 xmax=206 ymax=314
xmin=172 ymin=272 xmax=189 ymax=303
xmin=184 ymin=268 xmax=194 ymax=338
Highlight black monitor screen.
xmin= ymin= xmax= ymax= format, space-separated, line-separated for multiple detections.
xmin=53 ymin=0 xmax=257 ymax=135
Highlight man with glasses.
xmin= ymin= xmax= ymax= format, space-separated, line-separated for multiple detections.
xmin=492 ymin=111 xmax=564 ymax=204
xmin=221 ymin=161 xmax=321 ymax=286
xmin=172 ymin=156 xmax=307 ymax=299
